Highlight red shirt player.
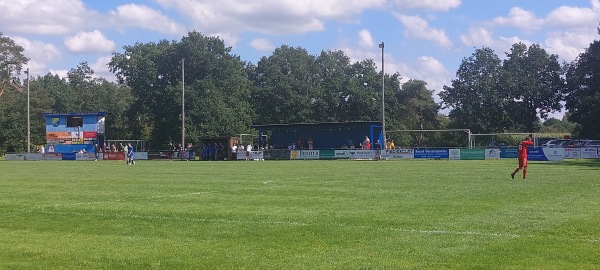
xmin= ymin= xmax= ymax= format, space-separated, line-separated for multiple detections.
xmin=511 ymin=135 xmax=534 ymax=179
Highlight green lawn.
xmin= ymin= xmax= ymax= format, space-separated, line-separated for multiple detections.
xmin=1 ymin=159 xmax=599 ymax=269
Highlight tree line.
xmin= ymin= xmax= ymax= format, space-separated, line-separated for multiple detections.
xmin=1 ymin=28 xmax=599 ymax=154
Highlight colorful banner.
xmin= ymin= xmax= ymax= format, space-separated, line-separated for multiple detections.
xmin=42 ymin=153 xmax=62 ymax=160
xmin=290 ymin=150 xmax=320 ymax=160
xmin=460 ymin=149 xmax=485 ymax=160
xmin=46 ymin=132 xmax=71 ymax=140
xmin=83 ymin=131 xmax=97 ymax=138
xmin=103 ymin=152 xmax=126 ymax=160
xmin=581 ymin=148 xmax=600 ymax=159
xmin=384 ymin=149 xmax=414 ymax=159
xmin=414 ymin=148 xmax=449 ymax=159
xmin=500 ymin=148 xmax=518 ymax=158
xmin=527 ymin=147 xmax=565 ymax=161
xmin=76 ymin=152 xmax=97 ymax=161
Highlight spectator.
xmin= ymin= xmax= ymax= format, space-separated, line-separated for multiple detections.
xmin=374 ymin=140 xmax=381 ymax=150
xmin=246 ymin=143 xmax=252 ymax=161
xmin=308 ymin=138 xmax=314 ymax=150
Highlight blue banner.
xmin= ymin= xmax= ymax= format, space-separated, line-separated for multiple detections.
xmin=61 ymin=153 xmax=76 ymax=160
xmin=414 ymin=148 xmax=449 ymax=159
xmin=500 ymin=148 xmax=517 ymax=158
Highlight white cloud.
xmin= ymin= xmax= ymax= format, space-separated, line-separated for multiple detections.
xmin=546 ymin=5 xmax=600 ymax=28
xmin=460 ymin=27 xmax=533 ymax=57
xmin=545 ymin=31 xmax=597 ymax=62
xmin=492 ymin=7 xmax=544 ymax=31
xmin=0 ymin=0 xmax=97 ymax=35
xmin=394 ymin=14 xmax=453 ymax=48
xmin=155 ymin=0 xmax=385 ymax=36
xmin=11 ymin=36 xmax=62 ymax=76
xmin=64 ymin=30 xmax=116 ymax=54
xmin=393 ymin=0 xmax=461 ymax=11
xmin=110 ymin=4 xmax=186 ymax=35
xmin=90 ymin=56 xmax=116 ymax=81
xmin=250 ymin=38 xmax=276 ymax=52
xmin=358 ymin=29 xmax=375 ymax=48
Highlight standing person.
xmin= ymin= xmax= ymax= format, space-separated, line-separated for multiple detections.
xmin=512 ymin=135 xmax=534 ymax=179
xmin=120 ymin=143 xmax=127 ymax=162
xmin=231 ymin=143 xmax=238 ymax=160
xmin=308 ymin=138 xmax=314 ymax=150
xmin=246 ymin=143 xmax=252 ymax=161
xmin=127 ymin=143 xmax=135 ymax=165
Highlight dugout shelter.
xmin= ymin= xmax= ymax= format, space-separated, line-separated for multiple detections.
xmin=251 ymin=121 xmax=383 ymax=150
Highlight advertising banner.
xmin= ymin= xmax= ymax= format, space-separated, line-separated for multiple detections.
xmin=42 ymin=153 xmax=62 ymax=160
xmin=460 ymin=149 xmax=485 ymax=160
xmin=5 ymin=154 xmax=25 ymax=160
xmin=263 ymin=150 xmax=290 ymax=160
xmin=485 ymin=149 xmax=501 ymax=159
xmin=103 ymin=152 xmax=126 ymax=160
xmin=76 ymin=152 xmax=96 ymax=161
xmin=581 ymin=148 xmax=600 ymax=159
xmin=564 ymin=148 xmax=581 ymax=159
xmin=449 ymin=149 xmax=461 ymax=160
xmin=384 ymin=149 xmax=414 ymax=159
xmin=334 ymin=150 xmax=350 ymax=159
xmin=46 ymin=132 xmax=71 ymax=140
xmin=527 ymin=147 xmax=565 ymax=161
xmin=500 ymin=148 xmax=517 ymax=158
xmin=349 ymin=150 xmax=380 ymax=160
xmin=24 ymin=154 xmax=43 ymax=161
xmin=290 ymin=150 xmax=320 ymax=160
xmin=318 ymin=150 xmax=336 ymax=160
xmin=62 ymin=153 xmax=76 ymax=160
xmin=237 ymin=151 xmax=264 ymax=160
xmin=83 ymin=131 xmax=97 ymax=138
xmin=414 ymin=148 xmax=449 ymax=159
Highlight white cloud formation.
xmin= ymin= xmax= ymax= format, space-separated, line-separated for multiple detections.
xmin=110 ymin=4 xmax=186 ymax=35
xmin=358 ymin=29 xmax=375 ymax=48
xmin=460 ymin=27 xmax=533 ymax=57
xmin=64 ymin=30 xmax=116 ymax=54
xmin=0 ymin=0 xmax=97 ymax=35
xmin=90 ymin=56 xmax=116 ymax=81
xmin=155 ymin=0 xmax=385 ymax=36
xmin=492 ymin=7 xmax=544 ymax=31
xmin=545 ymin=31 xmax=597 ymax=62
xmin=394 ymin=14 xmax=453 ymax=48
xmin=250 ymin=38 xmax=276 ymax=52
xmin=546 ymin=5 xmax=600 ymax=28
xmin=11 ymin=36 xmax=62 ymax=76
xmin=393 ymin=0 xmax=461 ymax=11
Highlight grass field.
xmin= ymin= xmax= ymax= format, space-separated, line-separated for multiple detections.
xmin=1 ymin=159 xmax=599 ymax=269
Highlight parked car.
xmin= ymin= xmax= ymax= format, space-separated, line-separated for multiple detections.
xmin=542 ymin=139 xmax=568 ymax=147
xmin=579 ymin=140 xmax=600 ymax=148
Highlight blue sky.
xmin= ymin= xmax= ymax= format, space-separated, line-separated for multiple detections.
xmin=2 ymin=0 xmax=600 ymax=118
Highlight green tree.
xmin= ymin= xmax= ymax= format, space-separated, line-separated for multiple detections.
xmin=440 ymin=47 xmax=510 ymax=133
xmin=0 ymin=33 xmax=28 ymax=153
xmin=565 ymin=28 xmax=600 ymax=138
xmin=110 ymin=31 xmax=253 ymax=148
xmin=502 ymin=43 xmax=565 ymax=132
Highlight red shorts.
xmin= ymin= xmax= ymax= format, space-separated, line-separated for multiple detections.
xmin=518 ymin=157 xmax=528 ymax=168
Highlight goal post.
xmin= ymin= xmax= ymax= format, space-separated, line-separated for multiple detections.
xmin=385 ymin=129 xmax=472 ymax=149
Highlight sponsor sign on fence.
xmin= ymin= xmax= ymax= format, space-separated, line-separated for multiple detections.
xmin=500 ymin=148 xmax=517 ymax=158
xmin=384 ymin=149 xmax=414 ymax=159
xmin=527 ymin=147 xmax=565 ymax=161
xmin=460 ymin=149 xmax=485 ymax=160
xmin=319 ymin=150 xmax=336 ymax=160
xmin=449 ymin=149 xmax=461 ymax=160
xmin=581 ymin=148 xmax=600 ymax=159
xmin=263 ymin=150 xmax=289 ymax=160
xmin=349 ymin=150 xmax=380 ymax=160
xmin=485 ymin=149 xmax=501 ymax=159
xmin=564 ymin=148 xmax=581 ymax=159
xmin=237 ymin=151 xmax=264 ymax=160
xmin=334 ymin=150 xmax=350 ymax=159
xmin=414 ymin=148 xmax=449 ymax=159
xmin=103 ymin=152 xmax=125 ymax=160
xmin=290 ymin=150 xmax=320 ymax=160
xmin=76 ymin=152 xmax=97 ymax=161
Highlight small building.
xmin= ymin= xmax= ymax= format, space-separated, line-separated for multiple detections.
xmin=251 ymin=121 xmax=383 ymax=150
xmin=43 ymin=112 xmax=106 ymax=153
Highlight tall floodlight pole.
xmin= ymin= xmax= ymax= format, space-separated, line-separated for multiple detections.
xmin=26 ymin=68 xmax=31 ymax=153
xmin=379 ymin=42 xmax=386 ymax=153
xmin=181 ymin=58 xmax=185 ymax=150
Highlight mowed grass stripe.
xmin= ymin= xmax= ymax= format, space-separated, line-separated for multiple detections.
xmin=1 ymin=159 xmax=599 ymax=269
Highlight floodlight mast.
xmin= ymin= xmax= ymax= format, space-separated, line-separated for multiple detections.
xmin=379 ymin=42 xmax=386 ymax=153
